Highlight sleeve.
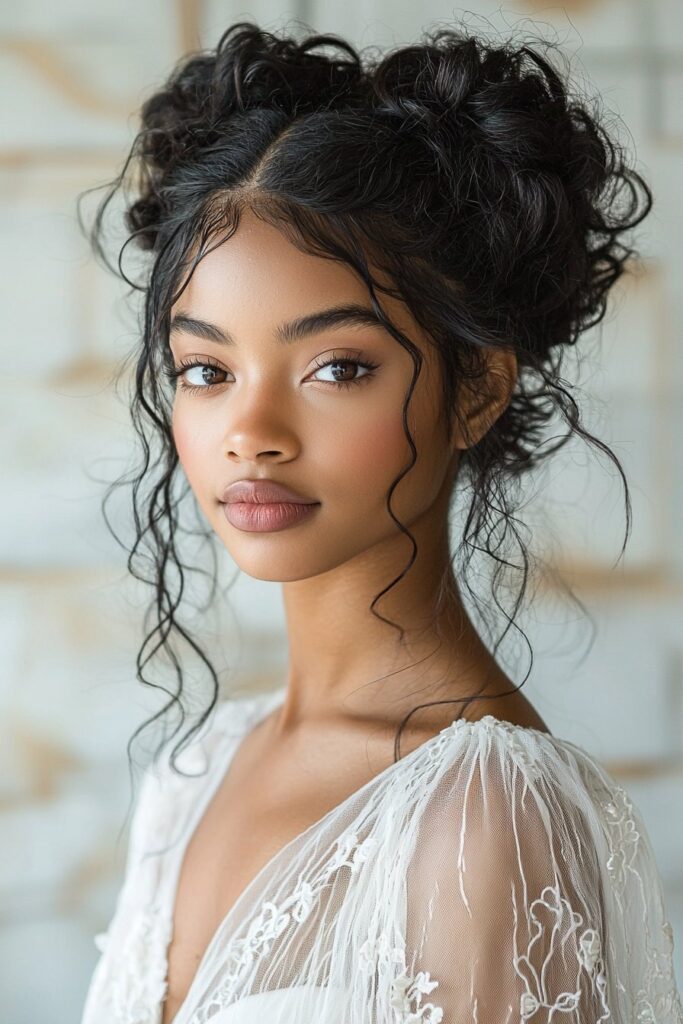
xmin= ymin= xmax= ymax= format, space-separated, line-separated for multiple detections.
xmin=403 ymin=726 xmax=683 ymax=1024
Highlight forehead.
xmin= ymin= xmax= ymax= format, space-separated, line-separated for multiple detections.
xmin=169 ymin=208 xmax=432 ymax=356
xmin=173 ymin=210 xmax=367 ymax=320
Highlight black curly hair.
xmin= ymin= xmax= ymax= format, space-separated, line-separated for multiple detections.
xmin=78 ymin=18 xmax=653 ymax=786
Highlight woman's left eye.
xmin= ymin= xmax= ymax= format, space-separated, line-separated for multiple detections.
xmin=310 ymin=355 xmax=379 ymax=389
xmin=163 ymin=353 xmax=379 ymax=394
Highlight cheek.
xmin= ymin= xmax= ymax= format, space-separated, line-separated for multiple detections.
xmin=325 ymin=411 xmax=411 ymax=487
xmin=338 ymin=394 xmax=446 ymax=514
xmin=171 ymin=410 xmax=211 ymax=480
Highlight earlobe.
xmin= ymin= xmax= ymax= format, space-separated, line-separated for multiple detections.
xmin=451 ymin=347 xmax=518 ymax=451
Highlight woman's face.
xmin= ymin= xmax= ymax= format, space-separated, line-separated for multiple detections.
xmin=168 ymin=209 xmax=484 ymax=583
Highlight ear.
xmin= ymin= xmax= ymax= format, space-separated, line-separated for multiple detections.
xmin=451 ymin=346 xmax=518 ymax=452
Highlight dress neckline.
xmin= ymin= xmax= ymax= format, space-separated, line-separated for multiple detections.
xmin=162 ymin=685 xmax=555 ymax=1024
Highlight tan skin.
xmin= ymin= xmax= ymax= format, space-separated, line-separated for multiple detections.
xmin=160 ymin=207 xmax=549 ymax=1023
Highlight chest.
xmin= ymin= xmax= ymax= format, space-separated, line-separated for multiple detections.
xmin=159 ymin=790 xmax=313 ymax=1023
xmin=158 ymin=725 xmax=397 ymax=1024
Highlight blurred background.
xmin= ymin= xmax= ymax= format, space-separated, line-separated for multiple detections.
xmin=1 ymin=1 xmax=682 ymax=1020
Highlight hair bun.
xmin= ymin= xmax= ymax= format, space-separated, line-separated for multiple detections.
xmin=125 ymin=22 xmax=367 ymax=248
xmin=141 ymin=23 xmax=364 ymax=162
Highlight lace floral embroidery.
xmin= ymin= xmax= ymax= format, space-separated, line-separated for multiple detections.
xmin=513 ymin=883 xmax=611 ymax=1023
xmin=577 ymin=927 xmax=602 ymax=973
xmin=634 ymin=916 xmax=683 ymax=1022
xmin=359 ymin=933 xmax=444 ymax=1023
xmin=584 ymin=767 xmax=683 ymax=1024
xmin=359 ymin=931 xmax=406 ymax=975
xmin=326 ymin=831 xmax=379 ymax=874
xmin=437 ymin=715 xmax=545 ymax=781
xmin=188 ymin=830 xmax=381 ymax=1022
xmin=93 ymin=904 xmax=172 ymax=1024
xmin=602 ymin=786 xmax=641 ymax=893
xmin=390 ymin=969 xmax=443 ymax=1023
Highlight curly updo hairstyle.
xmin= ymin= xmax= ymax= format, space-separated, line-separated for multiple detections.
xmin=80 ymin=19 xmax=652 ymax=779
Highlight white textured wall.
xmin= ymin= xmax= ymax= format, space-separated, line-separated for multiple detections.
xmin=1 ymin=2 xmax=681 ymax=1020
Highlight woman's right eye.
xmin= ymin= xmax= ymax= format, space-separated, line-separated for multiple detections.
xmin=163 ymin=358 xmax=228 ymax=394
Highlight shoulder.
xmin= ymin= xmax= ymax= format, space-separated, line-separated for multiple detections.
xmin=406 ymin=712 xmax=633 ymax=915
xmin=438 ymin=712 xmax=623 ymax=842
xmin=411 ymin=713 xmax=673 ymax=952
xmin=403 ymin=719 xmax=682 ymax=1023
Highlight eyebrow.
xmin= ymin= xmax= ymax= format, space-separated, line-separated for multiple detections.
xmin=168 ymin=303 xmax=387 ymax=346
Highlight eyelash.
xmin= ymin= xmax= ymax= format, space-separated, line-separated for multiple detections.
xmin=162 ymin=352 xmax=380 ymax=395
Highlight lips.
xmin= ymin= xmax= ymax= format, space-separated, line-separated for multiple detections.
xmin=220 ymin=479 xmax=319 ymax=505
xmin=222 ymin=499 xmax=320 ymax=533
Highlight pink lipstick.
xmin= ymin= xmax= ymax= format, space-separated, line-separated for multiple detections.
xmin=219 ymin=478 xmax=321 ymax=533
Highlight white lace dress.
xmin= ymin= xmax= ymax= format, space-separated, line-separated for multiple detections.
xmin=80 ymin=685 xmax=683 ymax=1024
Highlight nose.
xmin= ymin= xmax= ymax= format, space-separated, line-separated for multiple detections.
xmin=221 ymin=382 xmax=299 ymax=463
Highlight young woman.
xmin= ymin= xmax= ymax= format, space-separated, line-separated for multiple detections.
xmin=79 ymin=20 xmax=682 ymax=1024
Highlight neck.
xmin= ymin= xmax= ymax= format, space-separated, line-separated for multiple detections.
xmin=277 ymin=503 xmax=510 ymax=735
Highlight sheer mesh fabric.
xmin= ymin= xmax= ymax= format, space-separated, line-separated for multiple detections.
xmin=81 ymin=687 xmax=683 ymax=1024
